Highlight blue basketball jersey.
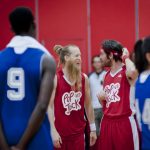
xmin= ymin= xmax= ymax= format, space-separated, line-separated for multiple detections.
xmin=135 ymin=72 xmax=150 ymax=150
xmin=0 ymin=47 xmax=53 ymax=149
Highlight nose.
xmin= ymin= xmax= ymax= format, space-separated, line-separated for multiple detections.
xmin=77 ymin=55 xmax=81 ymax=60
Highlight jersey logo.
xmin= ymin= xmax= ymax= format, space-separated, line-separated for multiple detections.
xmin=104 ymin=83 xmax=120 ymax=108
xmin=62 ymin=91 xmax=82 ymax=115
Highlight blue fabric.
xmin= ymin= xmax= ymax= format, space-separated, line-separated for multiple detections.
xmin=0 ymin=47 xmax=53 ymax=149
xmin=135 ymin=74 xmax=150 ymax=150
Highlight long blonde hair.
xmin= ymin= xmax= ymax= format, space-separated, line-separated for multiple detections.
xmin=53 ymin=44 xmax=82 ymax=91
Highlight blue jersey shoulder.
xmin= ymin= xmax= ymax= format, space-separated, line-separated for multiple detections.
xmin=135 ymin=74 xmax=150 ymax=149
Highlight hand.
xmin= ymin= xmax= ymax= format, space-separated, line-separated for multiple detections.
xmin=97 ymin=90 xmax=106 ymax=102
xmin=51 ymin=128 xmax=62 ymax=148
xmin=122 ymin=48 xmax=129 ymax=58
xmin=11 ymin=146 xmax=21 ymax=150
xmin=90 ymin=131 xmax=97 ymax=146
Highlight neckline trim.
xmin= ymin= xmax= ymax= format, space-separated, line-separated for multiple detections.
xmin=63 ymin=75 xmax=75 ymax=86
xmin=110 ymin=67 xmax=123 ymax=77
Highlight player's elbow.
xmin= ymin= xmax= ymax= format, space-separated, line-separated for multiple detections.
xmin=38 ymin=102 xmax=48 ymax=113
xmin=126 ymin=69 xmax=138 ymax=80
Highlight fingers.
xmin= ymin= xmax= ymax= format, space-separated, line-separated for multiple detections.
xmin=51 ymin=129 xmax=62 ymax=148
xmin=11 ymin=147 xmax=20 ymax=150
xmin=122 ymin=47 xmax=129 ymax=56
xmin=97 ymin=91 xmax=105 ymax=101
xmin=59 ymin=136 xmax=62 ymax=144
xmin=90 ymin=134 xmax=97 ymax=146
xmin=11 ymin=146 xmax=15 ymax=150
xmin=96 ymin=93 xmax=100 ymax=100
xmin=54 ymin=137 xmax=62 ymax=148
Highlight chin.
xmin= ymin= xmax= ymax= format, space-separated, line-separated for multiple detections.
xmin=76 ymin=64 xmax=81 ymax=70
xmin=102 ymin=59 xmax=111 ymax=67
xmin=101 ymin=63 xmax=107 ymax=68
xmin=101 ymin=62 xmax=106 ymax=67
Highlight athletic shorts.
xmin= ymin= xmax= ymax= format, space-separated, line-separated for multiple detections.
xmin=99 ymin=115 xmax=139 ymax=150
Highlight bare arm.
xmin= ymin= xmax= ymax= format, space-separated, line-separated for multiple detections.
xmin=84 ymin=74 xmax=95 ymax=124
xmin=122 ymin=48 xmax=138 ymax=85
xmin=0 ymin=123 xmax=10 ymax=150
xmin=16 ymin=54 xmax=56 ymax=149
xmin=84 ymin=74 xmax=97 ymax=146
xmin=47 ymin=75 xmax=57 ymax=130
xmin=47 ymin=76 xmax=62 ymax=148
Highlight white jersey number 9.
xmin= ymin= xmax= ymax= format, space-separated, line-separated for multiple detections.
xmin=7 ymin=68 xmax=25 ymax=101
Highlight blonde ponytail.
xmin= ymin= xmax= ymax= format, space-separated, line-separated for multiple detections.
xmin=53 ymin=45 xmax=63 ymax=55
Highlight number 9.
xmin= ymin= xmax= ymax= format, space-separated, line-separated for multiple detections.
xmin=7 ymin=68 xmax=25 ymax=101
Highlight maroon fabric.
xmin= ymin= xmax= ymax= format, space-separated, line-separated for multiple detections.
xmin=54 ymin=134 xmax=84 ymax=150
xmin=103 ymin=66 xmax=132 ymax=117
xmin=99 ymin=116 xmax=135 ymax=150
xmin=54 ymin=70 xmax=86 ymax=139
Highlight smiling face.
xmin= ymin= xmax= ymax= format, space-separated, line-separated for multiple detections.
xmin=65 ymin=46 xmax=82 ymax=70
xmin=63 ymin=45 xmax=82 ymax=90
xmin=100 ymin=48 xmax=111 ymax=67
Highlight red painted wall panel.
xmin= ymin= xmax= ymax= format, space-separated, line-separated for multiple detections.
xmin=0 ymin=0 xmax=35 ymax=50
xmin=139 ymin=0 xmax=150 ymax=38
xmin=90 ymin=0 xmax=135 ymax=57
xmin=1 ymin=0 xmax=149 ymax=72
xmin=38 ymin=0 xmax=89 ymax=73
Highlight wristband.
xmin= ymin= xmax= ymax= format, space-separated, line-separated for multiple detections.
xmin=90 ymin=123 xmax=96 ymax=132
xmin=122 ymin=55 xmax=129 ymax=63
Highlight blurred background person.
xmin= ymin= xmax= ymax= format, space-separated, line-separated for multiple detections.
xmin=88 ymin=55 xmax=106 ymax=149
xmin=134 ymin=36 xmax=150 ymax=150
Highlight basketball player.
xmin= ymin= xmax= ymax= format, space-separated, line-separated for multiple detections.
xmin=0 ymin=7 xmax=56 ymax=150
xmin=87 ymin=55 xmax=106 ymax=150
xmin=48 ymin=45 xmax=97 ymax=150
xmin=97 ymin=40 xmax=139 ymax=150
xmin=134 ymin=36 xmax=150 ymax=150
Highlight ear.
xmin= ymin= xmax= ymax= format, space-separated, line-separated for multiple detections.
xmin=145 ymin=52 xmax=150 ymax=64
xmin=64 ymin=55 xmax=70 ymax=62
xmin=109 ymin=52 xmax=113 ymax=60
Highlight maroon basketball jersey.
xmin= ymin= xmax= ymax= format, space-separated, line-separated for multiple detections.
xmin=103 ymin=66 xmax=132 ymax=117
xmin=54 ymin=70 xmax=86 ymax=139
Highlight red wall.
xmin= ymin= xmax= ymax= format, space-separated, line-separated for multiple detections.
xmin=0 ymin=0 xmax=149 ymax=73
xmin=90 ymin=0 xmax=135 ymax=56
xmin=0 ymin=0 xmax=35 ymax=50
xmin=139 ymin=0 xmax=150 ymax=38
xmin=38 ymin=0 xmax=89 ymax=72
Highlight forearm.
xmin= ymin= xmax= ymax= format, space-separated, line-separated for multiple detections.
xmin=17 ymin=103 xmax=48 ymax=149
xmin=125 ymin=58 xmax=138 ymax=81
xmin=85 ymin=104 xmax=95 ymax=124
xmin=125 ymin=58 xmax=136 ymax=72
xmin=122 ymin=48 xmax=137 ymax=78
xmin=47 ymin=107 xmax=56 ymax=130
xmin=0 ymin=122 xmax=9 ymax=150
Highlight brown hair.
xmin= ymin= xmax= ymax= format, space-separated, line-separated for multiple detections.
xmin=102 ymin=40 xmax=123 ymax=62
xmin=53 ymin=44 xmax=82 ymax=91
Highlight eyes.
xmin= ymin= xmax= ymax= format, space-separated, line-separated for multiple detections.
xmin=75 ymin=54 xmax=81 ymax=58
xmin=70 ymin=53 xmax=81 ymax=58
